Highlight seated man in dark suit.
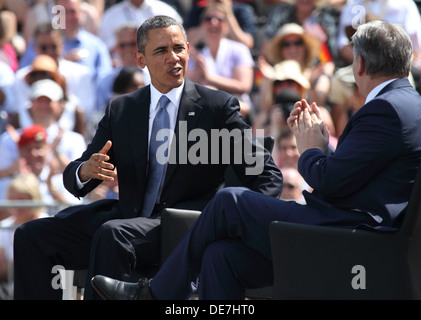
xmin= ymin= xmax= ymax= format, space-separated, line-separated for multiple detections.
xmin=91 ymin=20 xmax=421 ymax=299
xmin=13 ymin=15 xmax=282 ymax=300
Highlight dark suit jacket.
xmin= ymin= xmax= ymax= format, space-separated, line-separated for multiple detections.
xmin=62 ymin=79 xmax=282 ymax=220
xmin=299 ymin=78 xmax=421 ymax=228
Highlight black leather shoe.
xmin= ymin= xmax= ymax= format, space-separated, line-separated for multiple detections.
xmin=91 ymin=275 xmax=154 ymax=300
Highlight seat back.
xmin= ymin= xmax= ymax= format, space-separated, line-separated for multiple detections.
xmin=398 ymin=161 xmax=421 ymax=236
xmin=399 ymin=161 xmax=421 ymax=298
xmin=269 ymin=161 xmax=421 ymax=299
xmin=160 ymin=208 xmax=201 ymax=263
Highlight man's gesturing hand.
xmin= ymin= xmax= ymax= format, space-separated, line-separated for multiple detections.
xmin=78 ymin=140 xmax=116 ymax=183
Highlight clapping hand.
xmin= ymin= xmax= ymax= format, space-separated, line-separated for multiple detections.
xmin=287 ymin=99 xmax=330 ymax=154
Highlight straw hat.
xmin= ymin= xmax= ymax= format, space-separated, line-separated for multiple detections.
xmin=271 ymin=60 xmax=310 ymax=90
xmin=25 ymin=54 xmax=65 ymax=87
xmin=266 ymin=23 xmax=321 ymax=68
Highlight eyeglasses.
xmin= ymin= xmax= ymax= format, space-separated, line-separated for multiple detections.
xmin=28 ymin=71 xmax=54 ymax=80
xmin=204 ymin=16 xmax=225 ymax=23
xmin=280 ymin=39 xmax=304 ymax=49
xmin=38 ymin=44 xmax=58 ymax=52
xmin=118 ymin=41 xmax=137 ymax=49
xmin=274 ymin=79 xmax=298 ymax=86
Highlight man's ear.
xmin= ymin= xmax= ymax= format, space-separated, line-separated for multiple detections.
xmin=357 ymin=55 xmax=366 ymax=76
xmin=135 ymin=51 xmax=146 ymax=69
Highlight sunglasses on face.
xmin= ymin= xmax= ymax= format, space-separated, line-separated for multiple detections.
xmin=28 ymin=71 xmax=54 ymax=80
xmin=38 ymin=44 xmax=58 ymax=52
xmin=204 ymin=16 xmax=225 ymax=23
xmin=281 ymin=39 xmax=304 ymax=49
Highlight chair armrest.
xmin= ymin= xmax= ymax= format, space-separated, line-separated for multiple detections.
xmin=269 ymin=221 xmax=409 ymax=299
xmin=160 ymin=208 xmax=201 ymax=263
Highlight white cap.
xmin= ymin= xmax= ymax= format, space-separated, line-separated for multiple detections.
xmin=30 ymin=79 xmax=64 ymax=102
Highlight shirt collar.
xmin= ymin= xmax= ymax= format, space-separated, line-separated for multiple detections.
xmin=150 ymin=82 xmax=184 ymax=112
xmin=365 ymin=78 xmax=398 ymax=104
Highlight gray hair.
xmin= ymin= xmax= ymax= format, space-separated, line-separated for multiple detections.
xmin=136 ymin=15 xmax=187 ymax=54
xmin=352 ymin=21 xmax=413 ymax=78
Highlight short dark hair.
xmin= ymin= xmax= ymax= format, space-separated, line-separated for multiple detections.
xmin=136 ymin=15 xmax=187 ymax=54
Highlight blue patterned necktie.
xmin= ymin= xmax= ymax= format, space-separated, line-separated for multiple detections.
xmin=141 ymin=95 xmax=170 ymax=217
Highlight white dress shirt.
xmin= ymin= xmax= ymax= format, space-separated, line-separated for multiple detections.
xmin=76 ymin=82 xmax=184 ymax=189
xmin=364 ymin=78 xmax=398 ymax=104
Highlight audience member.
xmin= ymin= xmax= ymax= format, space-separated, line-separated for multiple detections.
xmin=21 ymin=0 xmax=113 ymax=83
xmin=264 ymin=23 xmax=331 ymax=106
xmin=112 ymin=66 xmax=145 ymax=96
xmin=55 ymin=0 xmax=113 ymax=81
xmin=255 ymin=59 xmax=337 ymax=147
xmin=0 ymin=124 xmax=82 ymax=206
xmin=16 ymin=79 xmax=87 ymax=146
xmin=12 ymin=54 xmax=87 ymax=137
xmin=98 ymin=0 xmax=183 ymax=51
xmin=0 ymin=173 xmax=49 ymax=300
xmin=0 ymin=10 xmax=18 ymax=72
xmin=22 ymin=0 xmax=102 ymax=43
xmin=275 ymin=128 xmax=300 ymax=169
xmin=96 ymin=23 xmax=149 ymax=112
xmin=253 ymin=59 xmax=310 ymax=134
xmin=337 ymin=0 xmax=421 ymax=66
xmin=0 ymin=61 xmax=16 ymax=132
xmin=2 ymin=173 xmax=49 ymax=227
xmin=279 ymin=166 xmax=305 ymax=204
xmin=2 ymin=0 xmax=32 ymax=28
xmin=0 ymin=81 xmax=86 ymax=202
xmin=186 ymin=3 xmax=255 ymax=117
xmin=261 ymin=0 xmax=341 ymax=67
xmin=328 ymin=64 xmax=365 ymax=137
xmin=184 ymin=0 xmax=256 ymax=50
xmin=17 ymin=25 xmax=96 ymax=121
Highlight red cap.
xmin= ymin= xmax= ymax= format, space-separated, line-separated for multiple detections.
xmin=18 ymin=125 xmax=47 ymax=148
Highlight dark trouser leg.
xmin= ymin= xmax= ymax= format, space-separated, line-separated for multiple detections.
xmin=199 ymin=239 xmax=273 ymax=300
xmin=13 ymin=217 xmax=92 ymax=300
xmin=150 ymin=187 xmax=290 ymax=299
xmin=150 ymin=187 xmax=375 ymax=299
xmin=83 ymin=216 xmax=161 ymax=300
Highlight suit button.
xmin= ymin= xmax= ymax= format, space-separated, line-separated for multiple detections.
xmin=134 ymin=207 xmax=139 ymax=213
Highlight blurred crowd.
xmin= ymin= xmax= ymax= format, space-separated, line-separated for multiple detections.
xmin=1 ymin=0 xmax=421 ymax=298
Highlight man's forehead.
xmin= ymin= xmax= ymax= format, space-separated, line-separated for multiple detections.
xmin=147 ymin=26 xmax=186 ymax=43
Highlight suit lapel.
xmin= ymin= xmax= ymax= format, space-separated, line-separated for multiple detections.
xmin=129 ymin=86 xmax=151 ymax=182
xmin=163 ymin=79 xmax=203 ymax=187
